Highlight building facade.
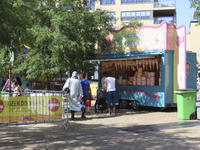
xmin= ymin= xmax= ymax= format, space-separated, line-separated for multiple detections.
xmin=88 ymin=0 xmax=176 ymax=29
xmin=186 ymin=12 xmax=200 ymax=81
xmin=186 ymin=11 xmax=200 ymax=63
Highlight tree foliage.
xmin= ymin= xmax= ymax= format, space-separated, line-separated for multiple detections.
xmin=190 ymin=0 xmax=200 ymax=25
xmin=0 ymin=0 xmax=31 ymax=79
xmin=2 ymin=0 xmax=115 ymax=89
xmin=121 ymin=18 xmax=144 ymax=27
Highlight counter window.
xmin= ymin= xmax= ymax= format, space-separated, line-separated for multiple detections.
xmin=101 ymin=56 xmax=161 ymax=86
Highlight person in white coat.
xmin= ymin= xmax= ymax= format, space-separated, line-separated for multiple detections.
xmin=63 ymin=71 xmax=83 ymax=120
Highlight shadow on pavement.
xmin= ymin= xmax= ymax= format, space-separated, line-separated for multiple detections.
xmin=1 ymin=102 xmax=199 ymax=149
xmin=0 ymin=120 xmax=199 ymax=150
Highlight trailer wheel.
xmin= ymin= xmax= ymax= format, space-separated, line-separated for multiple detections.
xmin=119 ymin=100 xmax=128 ymax=109
xmin=190 ymin=113 xmax=196 ymax=120
xmin=132 ymin=100 xmax=140 ymax=111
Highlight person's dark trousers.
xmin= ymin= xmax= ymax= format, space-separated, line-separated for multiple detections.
xmin=71 ymin=110 xmax=75 ymax=120
xmin=81 ymin=95 xmax=89 ymax=115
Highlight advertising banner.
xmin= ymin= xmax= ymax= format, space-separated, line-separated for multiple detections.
xmin=0 ymin=95 xmax=62 ymax=123
xmin=109 ymin=23 xmax=167 ymax=52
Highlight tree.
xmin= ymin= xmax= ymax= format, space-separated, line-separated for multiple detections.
xmin=0 ymin=0 xmax=31 ymax=48
xmin=0 ymin=0 xmax=31 ymax=79
xmin=12 ymin=0 xmax=115 ymax=89
xmin=121 ymin=18 xmax=144 ymax=27
xmin=190 ymin=0 xmax=200 ymax=25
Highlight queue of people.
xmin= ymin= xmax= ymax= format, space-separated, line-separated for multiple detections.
xmin=10 ymin=70 xmax=117 ymax=119
xmin=62 ymin=71 xmax=97 ymax=119
xmin=62 ymin=70 xmax=116 ymax=120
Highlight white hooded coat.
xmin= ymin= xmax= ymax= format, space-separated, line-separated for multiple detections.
xmin=63 ymin=71 xmax=83 ymax=111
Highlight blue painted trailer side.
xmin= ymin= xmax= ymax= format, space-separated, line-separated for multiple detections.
xmin=115 ymin=50 xmax=174 ymax=108
xmin=164 ymin=50 xmax=174 ymax=106
xmin=186 ymin=51 xmax=197 ymax=90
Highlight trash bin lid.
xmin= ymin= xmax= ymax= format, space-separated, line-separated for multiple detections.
xmin=176 ymin=88 xmax=197 ymax=91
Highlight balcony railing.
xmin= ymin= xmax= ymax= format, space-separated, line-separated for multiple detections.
xmin=154 ymin=0 xmax=175 ymax=7
xmin=121 ymin=0 xmax=153 ymax=4
xmin=154 ymin=17 xmax=176 ymax=24
xmin=193 ymin=17 xmax=200 ymax=21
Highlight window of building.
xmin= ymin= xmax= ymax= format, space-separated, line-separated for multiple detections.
xmin=121 ymin=0 xmax=126 ymax=4
xmin=121 ymin=0 xmax=152 ymax=4
xmin=146 ymin=11 xmax=150 ymax=19
xmin=121 ymin=11 xmax=152 ymax=20
xmin=141 ymin=11 xmax=145 ymax=19
xmin=127 ymin=12 xmax=131 ymax=20
xmin=101 ymin=0 xmax=115 ymax=5
xmin=131 ymin=12 xmax=135 ymax=19
xmin=121 ymin=12 xmax=126 ymax=21
xmin=136 ymin=12 xmax=141 ymax=19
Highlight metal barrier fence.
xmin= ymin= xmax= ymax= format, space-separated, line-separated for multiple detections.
xmin=0 ymin=91 xmax=70 ymax=129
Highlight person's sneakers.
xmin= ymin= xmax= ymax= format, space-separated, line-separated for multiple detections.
xmin=81 ymin=112 xmax=84 ymax=118
xmin=106 ymin=113 xmax=110 ymax=116
xmin=81 ymin=112 xmax=86 ymax=118
xmin=111 ymin=113 xmax=115 ymax=116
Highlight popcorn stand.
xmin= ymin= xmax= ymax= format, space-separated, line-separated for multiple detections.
xmin=94 ymin=22 xmax=196 ymax=110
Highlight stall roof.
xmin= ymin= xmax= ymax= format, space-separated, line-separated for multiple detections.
xmin=91 ymin=50 xmax=167 ymax=62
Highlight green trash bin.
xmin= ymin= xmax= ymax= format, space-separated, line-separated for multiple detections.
xmin=174 ymin=89 xmax=197 ymax=120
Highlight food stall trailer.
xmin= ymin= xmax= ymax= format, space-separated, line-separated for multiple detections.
xmin=96 ymin=50 xmax=196 ymax=110
xmin=94 ymin=22 xmax=196 ymax=110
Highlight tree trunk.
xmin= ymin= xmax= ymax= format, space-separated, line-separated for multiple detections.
xmin=46 ymin=77 xmax=50 ymax=90
xmin=9 ymin=64 xmax=12 ymax=95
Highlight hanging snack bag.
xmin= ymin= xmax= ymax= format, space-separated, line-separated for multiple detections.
xmin=148 ymin=59 xmax=152 ymax=70
xmin=145 ymin=59 xmax=148 ymax=70
xmin=152 ymin=59 xmax=155 ymax=70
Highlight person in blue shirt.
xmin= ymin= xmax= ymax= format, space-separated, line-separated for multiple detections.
xmin=80 ymin=73 xmax=92 ymax=118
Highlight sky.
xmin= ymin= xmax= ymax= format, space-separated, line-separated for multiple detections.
xmin=176 ymin=0 xmax=196 ymax=33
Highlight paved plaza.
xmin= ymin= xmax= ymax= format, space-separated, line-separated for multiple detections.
xmin=0 ymin=96 xmax=200 ymax=150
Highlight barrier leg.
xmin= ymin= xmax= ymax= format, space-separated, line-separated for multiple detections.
xmin=59 ymin=94 xmax=72 ymax=130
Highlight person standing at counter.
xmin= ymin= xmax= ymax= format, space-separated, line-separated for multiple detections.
xmin=101 ymin=71 xmax=107 ymax=88
xmin=13 ymin=77 xmax=25 ymax=97
xmin=102 ymin=71 xmax=116 ymax=116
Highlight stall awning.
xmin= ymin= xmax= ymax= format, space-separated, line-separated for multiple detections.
xmin=91 ymin=56 xmax=156 ymax=61
xmin=91 ymin=50 xmax=165 ymax=62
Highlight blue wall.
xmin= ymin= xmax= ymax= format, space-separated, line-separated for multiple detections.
xmin=186 ymin=51 xmax=196 ymax=89
xmin=164 ymin=51 xmax=174 ymax=105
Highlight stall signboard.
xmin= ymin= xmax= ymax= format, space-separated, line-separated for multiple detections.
xmin=106 ymin=21 xmax=186 ymax=103
xmin=109 ymin=23 xmax=167 ymax=52
xmin=0 ymin=95 xmax=62 ymax=123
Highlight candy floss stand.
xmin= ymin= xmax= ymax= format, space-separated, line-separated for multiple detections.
xmin=94 ymin=22 xmax=196 ymax=110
